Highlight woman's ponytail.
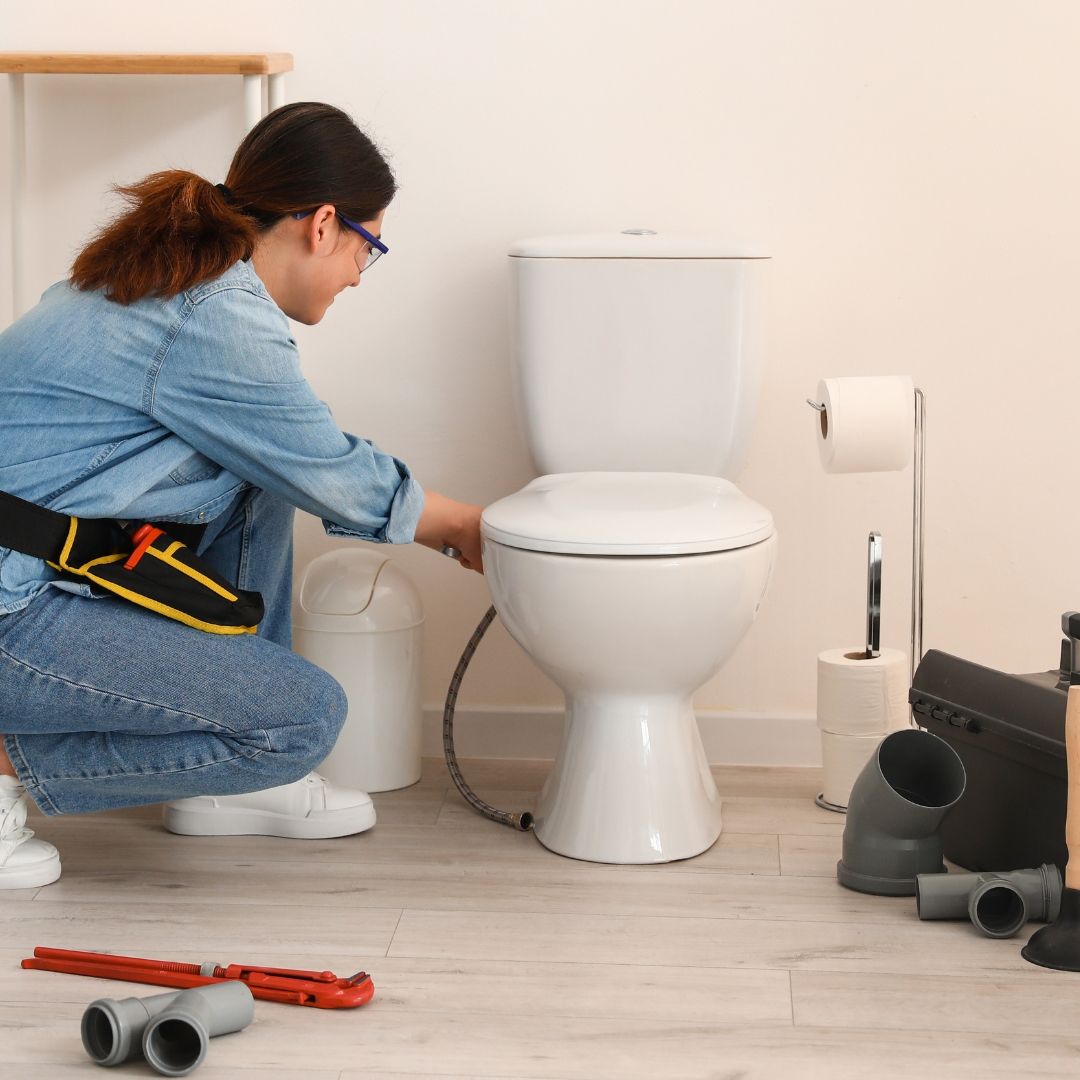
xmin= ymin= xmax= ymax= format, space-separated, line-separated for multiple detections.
xmin=69 ymin=103 xmax=397 ymax=306
xmin=70 ymin=170 xmax=259 ymax=305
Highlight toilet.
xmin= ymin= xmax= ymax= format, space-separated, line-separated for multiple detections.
xmin=481 ymin=231 xmax=777 ymax=864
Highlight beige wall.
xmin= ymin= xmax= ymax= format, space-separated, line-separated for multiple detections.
xmin=3 ymin=1 xmax=1079 ymax=744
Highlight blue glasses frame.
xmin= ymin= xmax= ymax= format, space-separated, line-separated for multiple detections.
xmin=292 ymin=208 xmax=389 ymax=270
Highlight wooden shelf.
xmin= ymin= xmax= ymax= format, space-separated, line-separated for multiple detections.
xmin=3 ymin=53 xmax=292 ymax=320
xmin=0 ymin=52 xmax=293 ymax=76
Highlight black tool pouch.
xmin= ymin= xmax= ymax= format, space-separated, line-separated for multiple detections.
xmin=1 ymin=490 xmax=264 ymax=635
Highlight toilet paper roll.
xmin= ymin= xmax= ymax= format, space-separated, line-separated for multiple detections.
xmin=815 ymin=376 xmax=915 ymax=473
xmin=821 ymin=730 xmax=884 ymax=809
xmin=817 ymin=647 xmax=909 ymax=736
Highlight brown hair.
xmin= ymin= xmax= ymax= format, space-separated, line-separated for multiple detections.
xmin=70 ymin=102 xmax=397 ymax=305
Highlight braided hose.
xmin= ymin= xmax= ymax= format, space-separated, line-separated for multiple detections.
xmin=442 ymin=604 xmax=534 ymax=831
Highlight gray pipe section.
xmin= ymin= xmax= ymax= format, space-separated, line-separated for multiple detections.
xmin=142 ymin=982 xmax=254 ymax=1076
xmin=837 ymin=728 xmax=967 ymax=896
xmin=81 ymin=982 xmax=254 ymax=1075
xmin=916 ymin=863 xmax=1062 ymax=937
xmin=82 ymin=989 xmax=177 ymax=1067
xmin=968 ymin=879 xmax=1028 ymax=938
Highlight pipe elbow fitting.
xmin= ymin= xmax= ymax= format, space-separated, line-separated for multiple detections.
xmin=837 ymin=729 xmax=966 ymax=896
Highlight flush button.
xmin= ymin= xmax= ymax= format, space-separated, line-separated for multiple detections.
xmin=621 ymin=228 xmax=657 ymax=235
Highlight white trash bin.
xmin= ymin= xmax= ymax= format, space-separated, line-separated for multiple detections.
xmin=292 ymin=548 xmax=423 ymax=792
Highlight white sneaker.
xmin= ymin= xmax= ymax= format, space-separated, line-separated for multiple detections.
xmin=162 ymin=772 xmax=376 ymax=839
xmin=0 ymin=774 xmax=61 ymax=889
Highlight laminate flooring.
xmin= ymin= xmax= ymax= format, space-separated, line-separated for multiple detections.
xmin=3 ymin=758 xmax=1079 ymax=1079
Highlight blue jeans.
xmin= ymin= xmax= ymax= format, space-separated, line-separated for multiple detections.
xmin=0 ymin=488 xmax=347 ymax=816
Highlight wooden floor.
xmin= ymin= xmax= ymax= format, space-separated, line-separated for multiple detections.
xmin=3 ymin=758 xmax=1080 ymax=1079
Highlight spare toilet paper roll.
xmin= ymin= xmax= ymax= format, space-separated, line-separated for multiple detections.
xmin=817 ymin=647 xmax=909 ymax=736
xmin=821 ymin=730 xmax=883 ymax=809
xmin=815 ymin=375 xmax=915 ymax=473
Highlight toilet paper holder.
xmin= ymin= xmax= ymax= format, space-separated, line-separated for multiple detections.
xmin=808 ymin=387 xmax=925 ymax=686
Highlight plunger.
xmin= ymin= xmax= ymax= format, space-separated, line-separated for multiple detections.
xmin=1022 ymin=611 xmax=1080 ymax=970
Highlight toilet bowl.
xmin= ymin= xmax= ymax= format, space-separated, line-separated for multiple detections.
xmin=494 ymin=231 xmax=773 ymax=864
xmin=482 ymin=471 xmax=776 ymax=863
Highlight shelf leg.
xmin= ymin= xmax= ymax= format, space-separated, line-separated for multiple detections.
xmin=9 ymin=73 xmax=26 ymax=322
xmin=243 ymin=75 xmax=262 ymax=131
xmin=268 ymin=73 xmax=286 ymax=113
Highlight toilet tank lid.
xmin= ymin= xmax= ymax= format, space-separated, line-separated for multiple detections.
xmin=481 ymin=473 xmax=775 ymax=556
xmin=508 ymin=231 xmax=770 ymax=259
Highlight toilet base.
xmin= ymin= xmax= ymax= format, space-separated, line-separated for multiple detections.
xmin=532 ymin=694 xmax=722 ymax=864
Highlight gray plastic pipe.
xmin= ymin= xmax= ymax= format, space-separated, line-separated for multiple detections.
xmin=968 ymin=879 xmax=1029 ymax=939
xmin=81 ymin=981 xmax=254 ymax=1075
xmin=916 ymin=863 xmax=1063 ymax=938
xmin=837 ymin=728 xmax=967 ymax=896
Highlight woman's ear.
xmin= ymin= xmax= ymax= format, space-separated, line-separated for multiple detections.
xmin=301 ymin=205 xmax=339 ymax=254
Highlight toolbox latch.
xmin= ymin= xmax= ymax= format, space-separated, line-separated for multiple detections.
xmin=947 ymin=711 xmax=980 ymax=733
xmin=911 ymin=698 xmax=981 ymax=734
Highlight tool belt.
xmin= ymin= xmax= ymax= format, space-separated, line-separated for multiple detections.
xmin=0 ymin=489 xmax=263 ymax=635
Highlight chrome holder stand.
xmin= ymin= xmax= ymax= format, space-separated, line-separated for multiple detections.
xmin=910 ymin=388 xmax=926 ymax=696
xmin=807 ymin=384 xmax=928 ymax=740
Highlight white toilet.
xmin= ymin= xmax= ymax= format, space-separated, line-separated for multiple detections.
xmin=481 ymin=231 xmax=777 ymax=864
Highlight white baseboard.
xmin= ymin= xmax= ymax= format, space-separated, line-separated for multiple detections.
xmin=424 ymin=704 xmax=822 ymax=767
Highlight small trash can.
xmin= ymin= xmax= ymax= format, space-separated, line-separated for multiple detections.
xmin=292 ymin=548 xmax=423 ymax=792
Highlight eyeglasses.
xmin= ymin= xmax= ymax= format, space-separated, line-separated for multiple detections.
xmin=292 ymin=208 xmax=389 ymax=272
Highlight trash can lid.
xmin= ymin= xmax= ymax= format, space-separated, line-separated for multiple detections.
xmin=293 ymin=549 xmax=423 ymax=633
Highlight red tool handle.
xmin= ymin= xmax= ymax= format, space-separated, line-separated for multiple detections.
xmin=31 ymin=946 xmax=201 ymax=974
xmin=123 ymin=524 xmax=164 ymax=570
xmin=23 ymin=948 xmax=374 ymax=1009
xmin=23 ymin=958 xmax=230 ymax=993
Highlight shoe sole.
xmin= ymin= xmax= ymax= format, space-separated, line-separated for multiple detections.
xmin=162 ymin=800 xmax=376 ymax=839
xmin=0 ymin=851 xmax=61 ymax=890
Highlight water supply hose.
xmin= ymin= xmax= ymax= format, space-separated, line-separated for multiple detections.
xmin=442 ymin=603 xmax=534 ymax=831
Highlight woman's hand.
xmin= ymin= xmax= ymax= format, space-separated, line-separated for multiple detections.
xmin=413 ymin=490 xmax=485 ymax=573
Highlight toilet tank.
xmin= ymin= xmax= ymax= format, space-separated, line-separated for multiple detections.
xmin=509 ymin=231 xmax=768 ymax=477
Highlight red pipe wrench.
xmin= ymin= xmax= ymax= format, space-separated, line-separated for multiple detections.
xmin=22 ymin=947 xmax=374 ymax=1009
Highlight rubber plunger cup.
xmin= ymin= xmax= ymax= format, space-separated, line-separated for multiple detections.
xmin=1023 ymin=622 xmax=1080 ymax=971
xmin=1024 ymin=887 xmax=1080 ymax=970
xmin=837 ymin=728 xmax=966 ymax=896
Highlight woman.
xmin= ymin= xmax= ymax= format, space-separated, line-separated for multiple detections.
xmin=0 ymin=102 xmax=484 ymax=889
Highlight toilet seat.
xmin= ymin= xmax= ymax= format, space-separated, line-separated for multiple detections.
xmin=481 ymin=472 xmax=774 ymax=556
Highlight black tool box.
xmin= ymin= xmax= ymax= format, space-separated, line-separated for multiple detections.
xmin=909 ymin=645 xmax=1070 ymax=872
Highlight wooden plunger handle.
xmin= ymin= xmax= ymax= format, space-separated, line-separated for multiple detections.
xmin=1065 ymin=683 xmax=1080 ymax=889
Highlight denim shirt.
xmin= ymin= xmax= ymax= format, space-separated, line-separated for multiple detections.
xmin=0 ymin=260 xmax=424 ymax=615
